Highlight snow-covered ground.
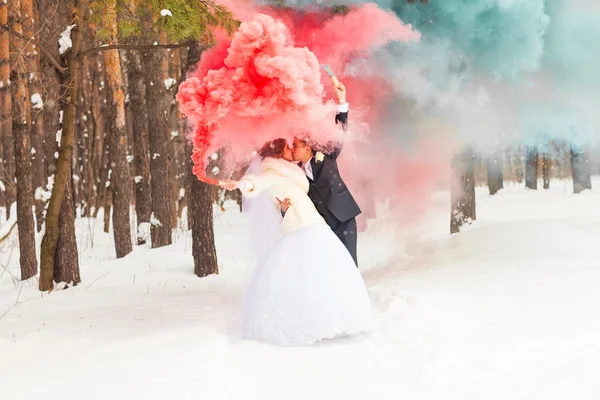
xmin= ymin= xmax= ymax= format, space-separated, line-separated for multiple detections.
xmin=2 ymin=179 xmax=600 ymax=399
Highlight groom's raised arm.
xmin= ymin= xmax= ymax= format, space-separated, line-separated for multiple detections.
xmin=330 ymin=82 xmax=348 ymax=159
xmin=335 ymin=102 xmax=348 ymax=132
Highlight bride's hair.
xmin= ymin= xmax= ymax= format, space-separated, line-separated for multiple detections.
xmin=258 ymin=138 xmax=287 ymax=158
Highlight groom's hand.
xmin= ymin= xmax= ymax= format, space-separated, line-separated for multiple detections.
xmin=334 ymin=82 xmax=346 ymax=104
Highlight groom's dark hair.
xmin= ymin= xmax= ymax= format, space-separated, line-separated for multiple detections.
xmin=294 ymin=136 xmax=316 ymax=154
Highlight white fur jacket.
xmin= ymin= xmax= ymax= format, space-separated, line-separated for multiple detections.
xmin=239 ymin=157 xmax=325 ymax=234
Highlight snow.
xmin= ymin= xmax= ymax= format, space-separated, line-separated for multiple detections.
xmin=160 ymin=9 xmax=173 ymax=17
xmin=34 ymin=187 xmax=52 ymax=202
xmin=46 ymin=174 xmax=54 ymax=192
xmin=31 ymin=93 xmax=43 ymax=110
xmin=164 ymin=78 xmax=177 ymax=90
xmin=0 ymin=203 xmax=17 ymax=237
xmin=137 ymin=222 xmax=151 ymax=242
xmin=2 ymin=181 xmax=600 ymax=399
xmin=58 ymin=25 xmax=76 ymax=55
xmin=150 ymin=214 xmax=162 ymax=227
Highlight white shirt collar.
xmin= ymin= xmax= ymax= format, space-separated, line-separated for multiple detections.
xmin=303 ymin=158 xmax=314 ymax=180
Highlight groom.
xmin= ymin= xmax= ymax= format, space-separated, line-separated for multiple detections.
xmin=292 ymin=82 xmax=361 ymax=266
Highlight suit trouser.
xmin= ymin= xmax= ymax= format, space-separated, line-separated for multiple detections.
xmin=332 ymin=217 xmax=358 ymax=267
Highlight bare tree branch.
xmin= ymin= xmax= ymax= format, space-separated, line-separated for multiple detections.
xmin=2 ymin=23 xmax=198 ymax=76
xmin=79 ymin=41 xmax=195 ymax=58
xmin=0 ymin=221 xmax=18 ymax=244
xmin=0 ymin=23 xmax=67 ymax=75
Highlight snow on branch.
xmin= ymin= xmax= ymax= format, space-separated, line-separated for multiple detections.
xmin=59 ymin=25 xmax=77 ymax=55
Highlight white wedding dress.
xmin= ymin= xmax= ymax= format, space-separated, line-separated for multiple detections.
xmin=239 ymin=157 xmax=372 ymax=346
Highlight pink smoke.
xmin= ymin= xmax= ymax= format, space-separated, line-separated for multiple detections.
xmin=176 ymin=4 xmax=420 ymax=181
xmin=278 ymin=3 xmax=420 ymax=74
xmin=177 ymin=3 xmax=454 ymax=226
xmin=338 ymin=133 xmax=453 ymax=231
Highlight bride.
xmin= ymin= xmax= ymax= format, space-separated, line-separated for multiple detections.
xmin=220 ymin=138 xmax=372 ymax=346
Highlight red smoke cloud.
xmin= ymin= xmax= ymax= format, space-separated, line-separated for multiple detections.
xmin=177 ymin=3 xmax=453 ymax=228
xmin=176 ymin=4 xmax=420 ymax=181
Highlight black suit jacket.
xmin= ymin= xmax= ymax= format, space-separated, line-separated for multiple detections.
xmin=306 ymin=109 xmax=361 ymax=227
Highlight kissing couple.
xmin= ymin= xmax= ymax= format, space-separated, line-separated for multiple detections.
xmin=220 ymin=82 xmax=372 ymax=346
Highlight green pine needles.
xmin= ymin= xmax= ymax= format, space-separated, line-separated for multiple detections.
xmin=90 ymin=0 xmax=240 ymax=44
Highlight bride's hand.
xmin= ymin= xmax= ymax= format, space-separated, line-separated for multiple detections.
xmin=220 ymin=179 xmax=240 ymax=191
xmin=277 ymin=197 xmax=291 ymax=212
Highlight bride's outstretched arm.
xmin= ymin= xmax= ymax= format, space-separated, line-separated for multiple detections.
xmin=219 ymin=178 xmax=256 ymax=192
xmin=219 ymin=169 xmax=286 ymax=198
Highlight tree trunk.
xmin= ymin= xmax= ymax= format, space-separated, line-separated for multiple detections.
xmin=541 ymin=152 xmax=551 ymax=189
xmin=486 ymin=150 xmax=504 ymax=196
xmin=103 ymin=6 xmax=133 ymax=258
xmin=104 ymin=186 xmax=112 ymax=233
xmin=186 ymin=139 xmax=218 ymax=277
xmin=571 ymin=145 xmax=591 ymax=194
xmin=126 ymin=52 xmax=152 ymax=244
xmin=450 ymin=148 xmax=476 ymax=234
xmin=95 ymin=57 xmax=114 ymax=222
xmin=95 ymin=129 xmax=110 ymax=217
xmin=72 ymin=88 xmax=84 ymax=211
xmin=9 ymin=0 xmax=38 ymax=280
xmin=38 ymin=0 xmax=71 ymax=220
xmin=105 ymin=98 xmax=132 ymax=257
xmin=54 ymin=168 xmax=80 ymax=284
xmin=78 ymin=50 xmax=96 ymax=216
xmin=39 ymin=0 xmax=85 ymax=291
xmin=143 ymin=48 xmax=172 ymax=248
xmin=0 ymin=1 xmax=15 ymax=217
xmin=88 ymin=47 xmax=105 ymax=217
xmin=22 ymin=0 xmax=46 ymax=205
xmin=525 ymin=146 xmax=538 ymax=190
xmin=168 ymin=48 xmax=182 ymax=230
xmin=185 ymin=42 xmax=218 ymax=276
xmin=38 ymin=0 xmax=63 ymax=190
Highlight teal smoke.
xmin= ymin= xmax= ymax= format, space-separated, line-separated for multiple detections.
xmin=270 ymin=0 xmax=600 ymax=151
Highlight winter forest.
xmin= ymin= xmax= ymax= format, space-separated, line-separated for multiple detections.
xmin=2 ymin=0 xmax=600 ymax=398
